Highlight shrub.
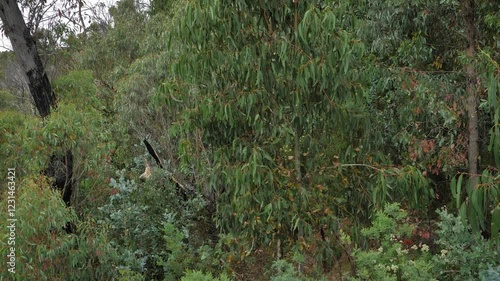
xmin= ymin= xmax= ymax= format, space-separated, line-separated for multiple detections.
xmin=270 ymin=260 xmax=310 ymax=281
xmin=479 ymin=265 xmax=500 ymax=281
xmin=351 ymin=204 xmax=500 ymax=281
xmin=0 ymin=178 xmax=118 ymax=280
xmin=351 ymin=203 xmax=436 ymax=281
xmin=181 ymin=270 xmax=231 ymax=281
xmin=433 ymin=208 xmax=500 ymax=281
xmin=99 ymin=169 xmax=221 ymax=280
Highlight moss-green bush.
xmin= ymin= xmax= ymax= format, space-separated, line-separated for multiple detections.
xmin=352 ymin=203 xmax=436 ymax=281
xmin=433 ymin=208 xmax=500 ymax=281
xmin=99 ymin=170 xmax=221 ymax=280
xmin=0 ymin=178 xmax=118 ymax=280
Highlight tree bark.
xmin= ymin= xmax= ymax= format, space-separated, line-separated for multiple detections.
xmin=0 ymin=0 xmax=56 ymax=118
xmin=462 ymin=0 xmax=479 ymax=188
xmin=44 ymin=150 xmax=74 ymax=207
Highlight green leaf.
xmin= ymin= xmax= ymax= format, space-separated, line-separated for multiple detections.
xmin=455 ymin=175 xmax=463 ymax=209
xmin=293 ymin=217 xmax=300 ymax=231
xmin=491 ymin=207 xmax=500 ymax=240
xmin=459 ymin=202 xmax=468 ymax=225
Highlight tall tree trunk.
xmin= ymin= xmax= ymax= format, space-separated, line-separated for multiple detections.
xmin=462 ymin=0 xmax=479 ymax=188
xmin=0 ymin=0 xmax=56 ymax=118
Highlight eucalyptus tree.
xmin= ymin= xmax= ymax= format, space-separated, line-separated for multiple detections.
xmin=162 ymin=0 xmax=352 ymax=241
xmin=154 ymin=2 xmax=435 ymax=270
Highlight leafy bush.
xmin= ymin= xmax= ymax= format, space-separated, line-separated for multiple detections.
xmin=0 ymin=110 xmax=46 ymax=180
xmin=351 ymin=204 xmax=500 ymax=281
xmin=0 ymin=178 xmax=118 ymax=280
xmin=269 ymin=260 xmax=313 ymax=281
xmin=433 ymin=208 xmax=500 ymax=281
xmin=99 ymin=169 xmax=221 ymax=280
xmin=99 ymin=173 xmax=167 ymax=279
xmin=479 ymin=265 xmax=500 ymax=281
xmin=181 ymin=270 xmax=231 ymax=281
xmin=352 ymin=203 xmax=436 ymax=281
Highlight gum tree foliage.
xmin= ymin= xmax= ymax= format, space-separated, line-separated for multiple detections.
xmin=154 ymin=0 xmax=435 ymax=261
xmin=0 ymin=70 xmax=115 ymax=216
xmin=0 ymin=0 xmax=81 ymax=228
xmin=66 ymin=0 xmax=153 ymax=172
xmin=76 ymin=0 xmax=148 ymax=82
xmin=0 ymin=178 xmax=118 ymax=280
xmin=357 ymin=0 xmax=500 ymax=238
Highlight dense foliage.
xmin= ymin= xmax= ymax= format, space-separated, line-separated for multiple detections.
xmin=0 ymin=0 xmax=498 ymax=280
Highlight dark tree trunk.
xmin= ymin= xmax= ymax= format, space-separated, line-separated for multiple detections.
xmin=43 ymin=150 xmax=75 ymax=233
xmin=44 ymin=150 xmax=74 ymax=207
xmin=462 ymin=0 xmax=479 ymax=188
xmin=0 ymin=0 xmax=56 ymax=118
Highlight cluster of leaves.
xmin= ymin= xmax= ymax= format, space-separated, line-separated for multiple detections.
xmin=450 ymin=173 xmax=500 ymax=239
xmin=0 ymin=178 xmax=118 ymax=280
xmin=181 ymin=270 xmax=231 ymax=281
xmin=352 ymin=203 xmax=435 ymax=281
xmin=433 ymin=208 xmax=500 ymax=280
xmin=98 ymin=169 xmax=222 ymax=280
xmin=352 ymin=203 xmax=500 ymax=281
